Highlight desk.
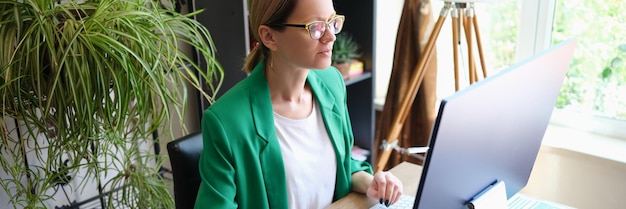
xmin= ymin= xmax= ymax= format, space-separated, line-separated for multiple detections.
xmin=326 ymin=161 xmax=578 ymax=209
xmin=326 ymin=162 xmax=423 ymax=209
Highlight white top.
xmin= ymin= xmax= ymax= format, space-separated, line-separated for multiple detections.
xmin=274 ymin=102 xmax=337 ymax=209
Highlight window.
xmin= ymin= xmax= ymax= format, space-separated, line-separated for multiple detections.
xmin=550 ymin=0 xmax=626 ymax=120
xmin=520 ymin=0 xmax=626 ymax=139
xmin=374 ymin=1 xmax=521 ymax=103
xmin=375 ymin=0 xmax=626 ymax=140
xmin=431 ymin=0 xmax=520 ymax=98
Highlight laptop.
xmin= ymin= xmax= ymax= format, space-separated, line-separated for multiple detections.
xmin=370 ymin=39 xmax=577 ymax=209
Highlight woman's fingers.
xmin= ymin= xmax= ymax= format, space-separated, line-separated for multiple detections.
xmin=387 ymin=174 xmax=402 ymax=205
xmin=374 ymin=172 xmax=387 ymax=204
xmin=370 ymin=171 xmax=403 ymax=206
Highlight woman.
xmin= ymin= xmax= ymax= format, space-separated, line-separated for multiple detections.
xmin=194 ymin=0 xmax=403 ymax=208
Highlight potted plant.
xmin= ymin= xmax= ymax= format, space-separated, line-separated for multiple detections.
xmin=0 ymin=0 xmax=223 ymax=208
xmin=332 ymin=33 xmax=361 ymax=79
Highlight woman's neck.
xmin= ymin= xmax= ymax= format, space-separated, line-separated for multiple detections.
xmin=265 ymin=59 xmax=314 ymax=119
xmin=265 ymin=60 xmax=310 ymax=102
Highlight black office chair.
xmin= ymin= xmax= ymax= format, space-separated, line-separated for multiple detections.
xmin=167 ymin=132 xmax=203 ymax=209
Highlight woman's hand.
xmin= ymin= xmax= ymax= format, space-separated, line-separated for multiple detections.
xmin=366 ymin=171 xmax=403 ymax=207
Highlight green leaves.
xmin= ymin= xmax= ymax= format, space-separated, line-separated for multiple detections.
xmin=611 ymin=57 xmax=623 ymax=69
xmin=332 ymin=33 xmax=361 ymax=65
xmin=619 ymin=44 xmax=626 ymax=52
xmin=1 ymin=0 xmax=223 ymax=208
xmin=602 ymin=67 xmax=612 ymax=79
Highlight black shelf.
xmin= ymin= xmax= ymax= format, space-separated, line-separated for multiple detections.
xmin=336 ymin=0 xmax=376 ymax=165
xmin=345 ymin=72 xmax=372 ymax=86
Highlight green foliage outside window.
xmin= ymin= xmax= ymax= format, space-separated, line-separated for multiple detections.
xmin=552 ymin=0 xmax=626 ymax=120
xmin=486 ymin=1 xmax=519 ymax=72
xmin=487 ymin=0 xmax=626 ymax=120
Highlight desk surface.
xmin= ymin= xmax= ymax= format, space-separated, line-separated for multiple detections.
xmin=326 ymin=162 xmax=423 ymax=209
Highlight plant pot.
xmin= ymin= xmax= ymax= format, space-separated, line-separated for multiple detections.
xmin=334 ymin=62 xmax=351 ymax=80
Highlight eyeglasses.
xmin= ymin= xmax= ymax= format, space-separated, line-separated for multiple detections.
xmin=270 ymin=15 xmax=345 ymax=40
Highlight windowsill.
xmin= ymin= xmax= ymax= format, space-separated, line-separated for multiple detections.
xmin=545 ymin=110 xmax=626 ymax=164
xmin=542 ymin=123 xmax=626 ymax=164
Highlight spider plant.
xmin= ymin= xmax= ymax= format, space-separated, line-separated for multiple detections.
xmin=0 ymin=0 xmax=223 ymax=208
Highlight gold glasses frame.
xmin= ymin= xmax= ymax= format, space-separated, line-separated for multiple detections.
xmin=270 ymin=15 xmax=346 ymax=40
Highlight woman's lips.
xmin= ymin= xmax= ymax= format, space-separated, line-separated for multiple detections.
xmin=319 ymin=49 xmax=332 ymax=56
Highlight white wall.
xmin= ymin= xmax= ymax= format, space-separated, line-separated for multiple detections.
xmin=374 ymin=0 xmax=405 ymax=102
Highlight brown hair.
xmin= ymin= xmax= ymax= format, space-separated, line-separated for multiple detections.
xmin=243 ymin=0 xmax=296 ymax=73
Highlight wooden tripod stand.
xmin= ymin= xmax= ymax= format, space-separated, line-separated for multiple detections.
xmin=376 ymin=1 xmax=488 ymax=172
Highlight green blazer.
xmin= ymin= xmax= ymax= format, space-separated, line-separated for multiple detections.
xmin=194 ymin=60 xmax=372 ymax=209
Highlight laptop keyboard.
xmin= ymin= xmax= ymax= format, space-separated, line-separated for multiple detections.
xmin=507 ymin=194 xmax=575 ymax=209
xmin=369 ymin=194 xmax=415 ymax=209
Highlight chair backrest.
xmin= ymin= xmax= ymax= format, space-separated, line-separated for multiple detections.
xmin=167 ymin=132 xmax=203 ymax=209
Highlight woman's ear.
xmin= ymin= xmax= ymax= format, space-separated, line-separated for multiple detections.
xmin=258 ymin=25 xmax=278 ymax=51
